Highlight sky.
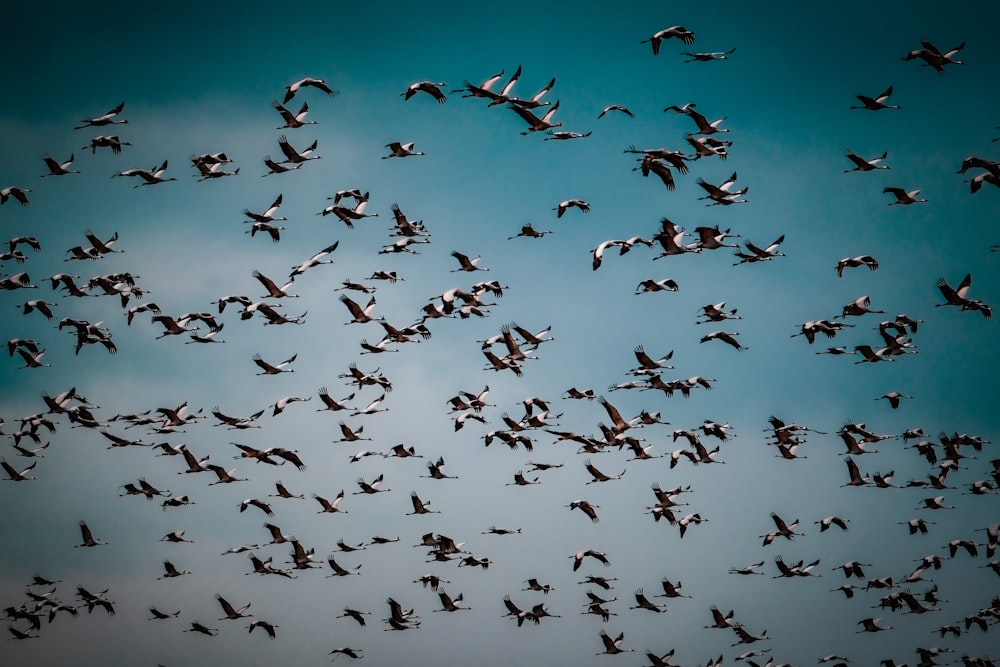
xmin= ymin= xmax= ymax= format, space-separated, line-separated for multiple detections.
xmin=1 ymin=1 xmax=999 ymax=664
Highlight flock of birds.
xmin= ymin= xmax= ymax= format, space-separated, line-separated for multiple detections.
xmin=1 ymin=19 xmax=999 ymax=667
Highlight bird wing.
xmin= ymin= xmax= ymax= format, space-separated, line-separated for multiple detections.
xmin=597 ymin=396 xmax=625 ymax=428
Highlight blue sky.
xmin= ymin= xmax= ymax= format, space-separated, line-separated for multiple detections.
xmin=1 ymin=2 xmax=998 ymax=664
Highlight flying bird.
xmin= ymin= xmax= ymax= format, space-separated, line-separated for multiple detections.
xmin=851 ymin=86 xmax=901 ymax=110
xmin=75 ymin=102 xmax=128 ymax=129
xmin=902 ymin=39 xmax=965 ymax=72
xmin=283 ymin=77 xmax=337 ymax=103
xmin=844 ymin=149 xmax=890 ymax=172
xmin=383 ymin=141 xmax=425 ymax=158
xmin=1 ymin=186 xmax=32 ymax=206
xmin=402 ymin=81 xmax=448 ymax=102
xmin=272 ymin=100 xmax=317 ymax=129
xmin=642 ymin=26 xmax=696 ymax=54
xmin=682 ymin=48 xmax=736 ymax=62
xmin=76 ymin=520 xmax=107 ymax=547
xmin=41 ymin=153 xmax=80 ymax=177
xmin=598 ymin=105 xmax=634 ymax=119
xmin=883 ymin=187 xmax=927 ymax=205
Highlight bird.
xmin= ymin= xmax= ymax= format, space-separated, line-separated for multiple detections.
xmin=902 ymin=39 xmax=965 ymax=72
xmin=509 ymin=76 xmax=556 ymax=109
xmin=433 ymin=589 xmax=470 ymax=612
xmin=544 ymin=130 xmax=591 ymax=141
xmin=917 ymin=496 xmax=955 ymax=510
xmin=402 ymin=81 xmax=448 ymax=102
xmin=733 ymin=235 xmax=785 ymax=264
xmin=700 ymin=330 xmax=748 ymax=351
xmin=584 ymin=459 xmax=625 ymax=484
xmin=329 ymin=647 xmax=364 ymax=661
xmin=115 ymin=160 xmax=176 ymax=187
xmin=122 ymin=478 xmax=170 ymax=499
xmin=762 ymin=512 xmax=803 ymax=544
xmin=253 ymin=270 xmax=298 ymax=299
xmin=76 ymin=520 xmax=107 ymax=547
xmin=635 ymin=278 xmax=680 ymax=295
xmin=697 ymin=302 xmax=741 ymax=325
xmin=634 ymin=155 xmax=679 ymax=190
xmin=354 ymin=474 xmax=389 ymax=494
xmin=216 ymin=594 xmax=252 ymax=620
xmin=666 ymin=104 xmax=730 ymax=135
xmin=571 ymin=549 xmax=611 ymax=571
xmin=507 ymin=223 xmax=552 ymax=239
xmin=160 ymin=530 xmax=192 ymax=542
xmin=272 ymin=100 xmax=316 ymax=128
xmin=262 ymin=155 xmax=301 ymax=176
xmin=883 ymin=187 xmax=927 ymax=205
xmin=450 ymin=251 xmax=490 ymax=272
xmin=598 ymin=105 xmax=634 ymax=119
xmin=857 ymin=617 xmax=893 ymax=633
xmin=283 ymin=77 xmax=337 ymax=102
xmin=75 ymin=102 xmax=127 ymax=129
xmin=697 ymin=171 xmax=747 ymax=205
xmin=936 ymin=273 xmax=992 ymax=318
xmin=252 ymin=353 xmax=297 ymax=375
xmin=0 ymin=186 xmax=32 ymax=206
xmin=243 ymin=194 xmax=286 ymax=224
xmin=158 ymin=560 xmax=191 ymax=579
xmin=277 ymin=135 xmax=320 ymax=163
xmin=642 ymin=26 xmax=696 ymax=54
xmin=2 ymin=457 xmax=37 ymax=480
xmin=336 ymin=607 xmax=372 ymax=627
xmin=407 ymin=491 xmax=439 ymax=515
xmin=731 ymin=623 xmax=770 ymax=645
xmin=81 ymin=135 xmax=131 ymax=154
xmin=815 ymin=516 xmax=850 ymax=532
xmin=966 ymin=170 xmax=1000 ymax=193
xmin=685 ymin=133 xmax=732 ymax=159
xmin=693 ymin=225 xmax=740 ymax=251
xmin=563 ymin=387 xmax=596 ymax=400
xmin=958 ymin=155 xmax=1000 ymax=176
xmin=239 ymin=498 xmax=274 ymax=516
xmin=452 ymin=67 xmax=510 ymax=101
xmin=508 ymin=100 xmax=562 ymax=134
xmin=844 ymin=149 xmax=890 ymax=172
xmin=247 ymin=620 xmax=278 ymax=639
xmin=193 ymin=160 xmax=239 ymax=181
xmin=518 ymin=578 xmax=553 ymax=596
xmin=947 ymin=538 xmax=985 ymax=558
xmin=271 ymin=395 xmax=311 ymax=416
xmin=630 ymin=588 xmax=666 ymax=612
xmin=591 ymin=239 xmax=627 ymax=270
xmin=506 ymin=470 xmax=540 ymax=486
xmin=567 ymin=500 xmax=601 ymax=523
xmin=729 ymin=562 xmax=766 ymax=576
xmin=836 ymin=255 xmax=879 ymax=276
xmin=21 ymin=299 xmax=56 ymax=319
xmin=838 ymin=295 xmax=885 ymax=318
xmin=597 ymin=629 xmax=635 ymax=655
xmin=876 ymin=391 xmax=913 ymax=409
xmin=851 ymin=86 xmax=901 ymax=110
xmin=76 ymin=586 xmax=116 ymax=615
xmin=383 ymin=141 xmax=425 ymax=158
xmin=339 ymin=294 xmax=382 ymax=324
xmin=206 ymin=464 xmax=247 ymax=485
xmin=554 ymin=199 xmax=590 ymax=217
xmin=148 ymin=606 xmax=181 ymax=620
xmin=41 ymin=153 xmax=80 ymax=177
xmin=682 ymin=48 xmax=736 ymax=62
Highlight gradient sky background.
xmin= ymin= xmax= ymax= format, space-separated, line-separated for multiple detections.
xmin=1 ymin=1 xmax=998 ymax=665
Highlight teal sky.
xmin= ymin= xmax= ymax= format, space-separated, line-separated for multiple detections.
xmin=2 ymin=2 xmax=998 ymax=665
